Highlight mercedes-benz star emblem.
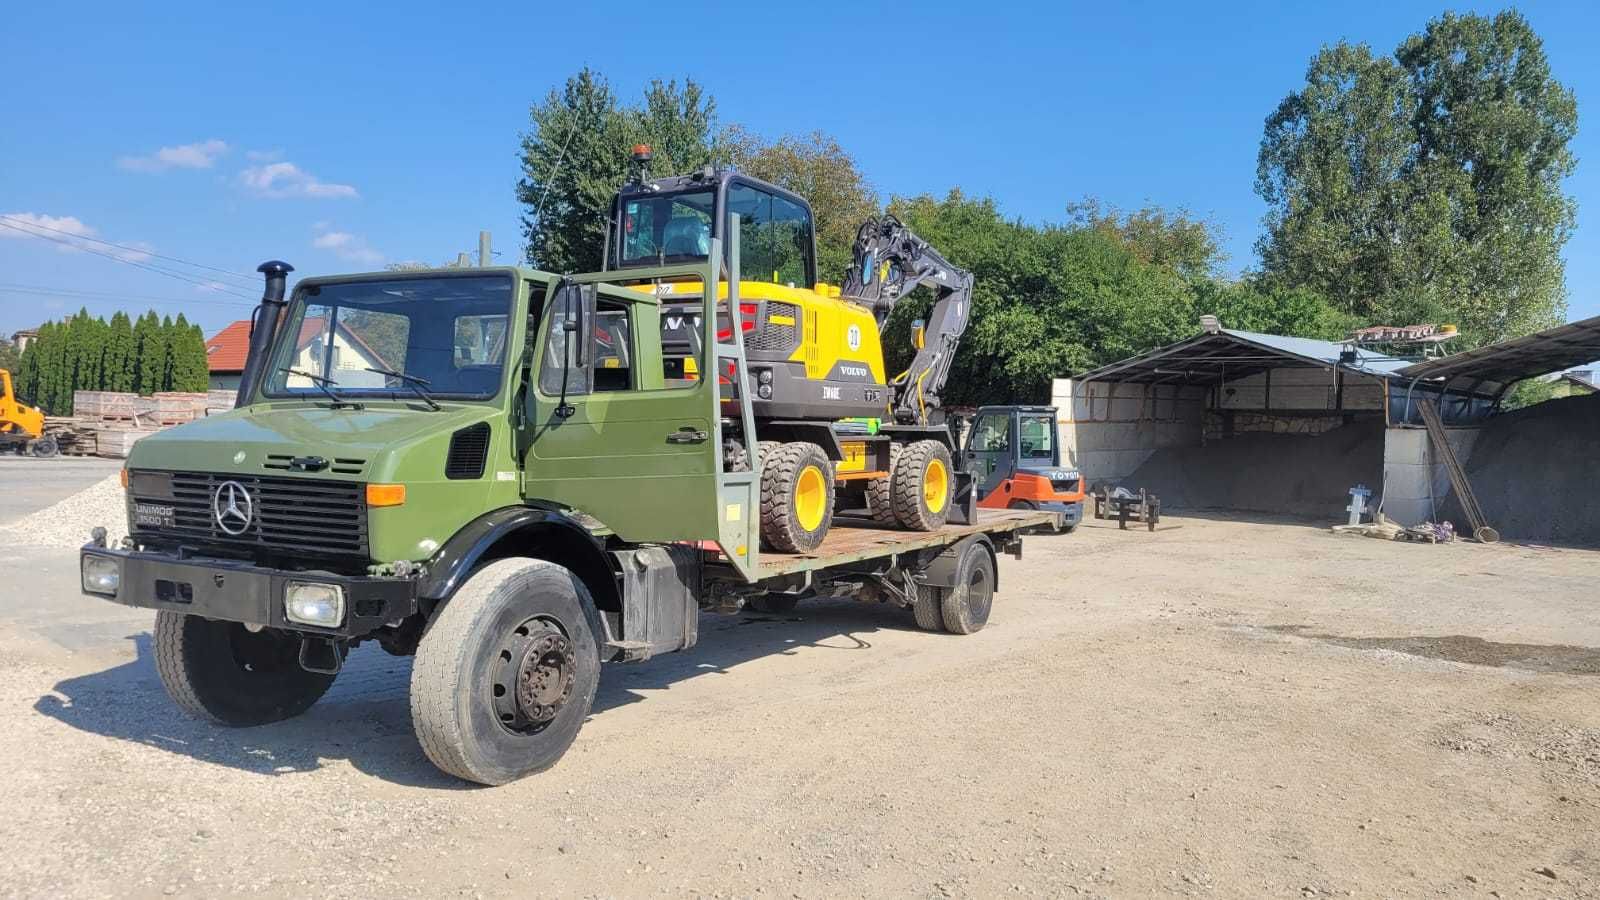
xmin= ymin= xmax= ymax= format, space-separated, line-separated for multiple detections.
xmin=212 ymin=481 xmax=254 ymax=536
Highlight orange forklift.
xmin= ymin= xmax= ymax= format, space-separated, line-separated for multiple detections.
xmin=962 ymin=405 xmax=1083 ymax=531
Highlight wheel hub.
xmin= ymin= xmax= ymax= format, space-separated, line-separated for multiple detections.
xmin=491 ymin=620 xmax=576 ymax=733
xmin=515 ymin=633 xmax=576 ymax=725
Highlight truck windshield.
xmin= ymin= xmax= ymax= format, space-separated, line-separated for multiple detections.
xmin=263 ymin=275 xmax=513 ymax=401
xmin=1018 ymin=414 xmax=1055 ymax=460
xmin=618 ymin=189 xmax=714 ymax=267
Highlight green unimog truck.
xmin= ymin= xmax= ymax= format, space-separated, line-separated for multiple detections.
xmin=78 ymin=234 xmax=1055 ymax=785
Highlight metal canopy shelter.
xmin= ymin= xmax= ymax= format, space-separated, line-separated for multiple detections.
xmin=1076 ymin=328 xmax=1409 ymax=386
xmin=1396 ymin=314 xmax=1600 ymax=393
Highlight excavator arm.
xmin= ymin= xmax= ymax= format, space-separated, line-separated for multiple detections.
xmin=840 ymin=216 xmax=974 ymax=426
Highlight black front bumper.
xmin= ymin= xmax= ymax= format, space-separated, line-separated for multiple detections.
xmin=80 ymin=546 xmax=418 ymax=639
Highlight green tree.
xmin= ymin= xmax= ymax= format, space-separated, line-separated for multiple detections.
xmin=1257 ymin=11 xmax=1576 ymax=344
xmin=133 ymin=311 xmax=163 ymax=395
xmin=104 ymin=311 xmax=135 ymax=392
xmin=1068 ymin=199 xmax=1222 ymax=280
xmin=880 ymin=191 xmax=1197 ymax=407
xmin=517 ymin=69 xmax=717 ymax=273
xmin=1190 ymin=278 xmax=1355 ymax=340
xmin=168 ymin=314 xmax=210 ymax=391
xmin=14 ymin=334 xmax=38 ymax=403
xmin=720 ymin=127 xmax=879 ymax=283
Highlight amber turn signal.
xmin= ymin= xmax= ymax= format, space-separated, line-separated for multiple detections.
xmin=366 ymin=483 xmax=406 ymax=507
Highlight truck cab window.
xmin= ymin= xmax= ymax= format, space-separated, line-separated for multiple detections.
xmin=593 ymin=300 xmax=632 ymax=392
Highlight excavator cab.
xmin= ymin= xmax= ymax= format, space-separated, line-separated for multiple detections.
xmin=600 ymin=147 xmax=976 ymax=554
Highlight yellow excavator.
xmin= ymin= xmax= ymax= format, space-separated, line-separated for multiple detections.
xmin=603 ymin=147 xmax=974 ymax=553
xmin=0 ymin=368 xmax=56 ymax=457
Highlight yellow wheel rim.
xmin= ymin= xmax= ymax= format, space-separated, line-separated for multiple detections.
xmin=794 ymin=465 xmax=827 ymax=532
xmin=923 ymin=457 xmax=949 ymax=513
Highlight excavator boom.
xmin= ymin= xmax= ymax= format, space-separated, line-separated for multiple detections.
xmin=840 ymin=216 xmax=973 ymax=426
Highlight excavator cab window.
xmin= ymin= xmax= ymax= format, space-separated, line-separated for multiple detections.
xmin=726 ymin=184 xmax=813 ymax=287
xmin=619 ymin=190 xmax=714 ymax=266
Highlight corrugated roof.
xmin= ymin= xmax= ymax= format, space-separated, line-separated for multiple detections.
xmin=1074 ymin=327 xmax=1412 ymax=385
xmin=1396 ymin=314 xmax=1600 ymax=388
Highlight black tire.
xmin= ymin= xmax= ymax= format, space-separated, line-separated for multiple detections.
xmin=759 ymin=441 xmax=835 ymax=553
xmin=892 ymin=440 xmax=955 ymax=531
xmin=940 ymin=541 xmax=996 ymax=635
xmin=747 ymin=594 xmax=800 ymax=615
xmin=410 ymin=558 xmax=602 ymax=785
xmin=30 ymin=436 xmax=58 ymax=458
xmin=865 ymin=443 xmax=899 ymax=526
xmin=911 ymin=583 xmax=945 ymax=632
xmin=153 ymin=611 xmax=335 ymax=726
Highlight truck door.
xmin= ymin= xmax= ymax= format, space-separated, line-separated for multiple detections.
xmin=522 ymin=281 xmax=722 ymax=543
xmin=963 ymin=408 xmax=1014 ymax=497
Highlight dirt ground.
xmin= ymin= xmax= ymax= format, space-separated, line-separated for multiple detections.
xmin=3 ymin=506 xmax=1599 ymax=898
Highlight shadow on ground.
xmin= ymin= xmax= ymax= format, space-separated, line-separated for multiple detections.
xmin=1269 ymin=625 xmax=1600 ymax=676
xmin=33 ymin=599 xmax=923 ymax=787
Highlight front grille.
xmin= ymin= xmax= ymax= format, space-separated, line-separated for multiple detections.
xmin=128 ymin=470 xmax=368 ymax=557
xmin=747 ymin=302 xmax=800 ymax=352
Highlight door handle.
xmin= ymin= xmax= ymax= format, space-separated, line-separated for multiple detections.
xmin=666 ymin=429 xmax=709 ymax=444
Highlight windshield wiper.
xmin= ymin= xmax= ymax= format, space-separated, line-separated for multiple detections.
xmin=277 ymin=367 xmax=363 ymax=408
xmin=366 ymin=366 xmax=442 ymax=410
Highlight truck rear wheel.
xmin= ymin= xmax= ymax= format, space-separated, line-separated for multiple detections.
xmin=940 ymin=541 xmax=996 ymax=634
xmin=892 ymin=440 xmax=954 ymax=531
xmin=911 ymin=583 xmax=945 ymax=632
xmin=153 ymin=611 xmax=335 ymax=726
xmin=760 ymin=441 xmax=835 ymax=553
xmin=410 ymin=558 xmax=601 ymax=785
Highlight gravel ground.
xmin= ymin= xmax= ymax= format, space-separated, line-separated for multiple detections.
xmin=2 ymin=515 xmax=1598 ymax=898
xmin=0 ymin=472 xmax=126 ymax=548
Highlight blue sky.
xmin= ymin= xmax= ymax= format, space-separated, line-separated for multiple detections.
xmin=3 ymin=1 xmax=1599 ymax=340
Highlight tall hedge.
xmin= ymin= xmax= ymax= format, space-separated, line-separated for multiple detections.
xmin=12 ymin=308 xmax=212 ymax=415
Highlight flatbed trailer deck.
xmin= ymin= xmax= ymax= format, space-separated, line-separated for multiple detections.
xmin=746 ymin=508 xmax=1058 ymax=577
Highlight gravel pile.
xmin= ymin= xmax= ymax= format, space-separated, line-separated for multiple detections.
xmin=0 ymin=473 xmax=128 ymax=549
xmin=1125 ymin=421 xmax=1385 ymax=519
xmin=1442 ymin=392 xmax=1600 ymax=546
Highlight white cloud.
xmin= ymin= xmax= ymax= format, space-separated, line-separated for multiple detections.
xmin=0 ymin=212 xmax=153 ymax=262
xmin=311 ymin=225 xmax=383 ymax=266
xmin=241 ymin=162 xmax=358 ymax=199
xmin=118 ymin=139 xmax=229 ymax=173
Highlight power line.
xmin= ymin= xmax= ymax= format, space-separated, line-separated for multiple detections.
xmin=0 ymin=220 xmax=258 ymax=300
xmin=0 ymin=214 xmax=258 ymax=285
xmin=0 ymin=282 xmax=257 ymax=308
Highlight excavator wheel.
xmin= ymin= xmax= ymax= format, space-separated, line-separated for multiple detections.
xmin=891 ymin=440 xmax=954 ymax=531
xmin=30 ymin=436 xmax=59 ymax=458
xmin=864 ymin=442 xmax=900 ymax=526
xmin=759 ymin=441 xmax=835 ymax=554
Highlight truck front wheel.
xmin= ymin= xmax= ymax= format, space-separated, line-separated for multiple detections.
xmin=410 ymin=558 xmax=601 ymax=785
xmin=153 ymin=612 xmax=335 ymax=726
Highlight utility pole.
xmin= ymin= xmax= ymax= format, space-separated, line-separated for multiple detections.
xmin=478 ymin=231 xmax=492 ymax=268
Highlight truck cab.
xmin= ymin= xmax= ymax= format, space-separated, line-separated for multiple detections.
xmin=963 ymin=405 xmax=1084 ymax=530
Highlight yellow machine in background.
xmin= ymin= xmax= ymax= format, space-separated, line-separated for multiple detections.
xmin=0 ymin=369 xmax=55 ymax=457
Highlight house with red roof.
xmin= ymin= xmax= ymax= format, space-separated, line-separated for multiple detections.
xmin=205 ymin=318 xmax=391 ymax=391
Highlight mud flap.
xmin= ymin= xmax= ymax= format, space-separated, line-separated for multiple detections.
xmin=947 ymin=470 xmax=978 ymax=525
